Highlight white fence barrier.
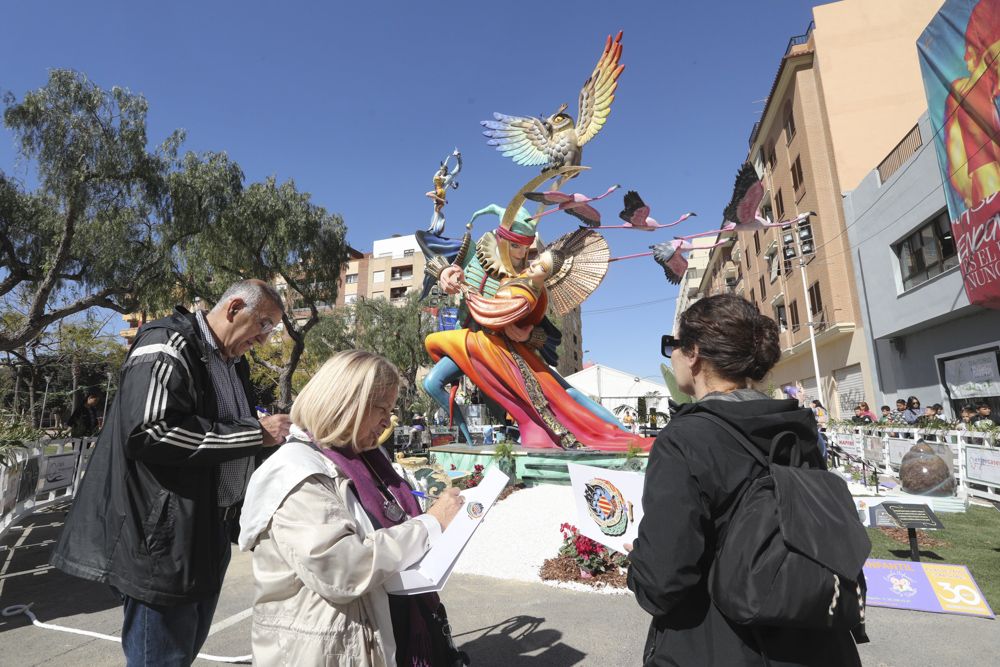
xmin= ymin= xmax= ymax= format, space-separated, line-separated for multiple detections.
xmin=824 ymin=426 xmax=1000 ymax=504
xmin=0 ymin=438 xmax=97 ymax=544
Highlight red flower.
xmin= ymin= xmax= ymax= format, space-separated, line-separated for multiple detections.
xmin=450 ymin=464 xmax=457 ymax=471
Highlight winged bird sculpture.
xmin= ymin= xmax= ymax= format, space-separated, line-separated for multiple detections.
xmin=481 ymin=32 xmax=624 ymax=172
xmin=609 ymin=238 xmax=730 ymax=284
xmin=593 ymin=190 xmax=696 ymax=231
xmin=676 ymin=180 xmax=814 ymax=241
xmin=524 ymin=185 xmax=620 ymax=226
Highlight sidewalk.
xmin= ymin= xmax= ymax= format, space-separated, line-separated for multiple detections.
xmin=2 ymin=504 xmax=997 ymax=666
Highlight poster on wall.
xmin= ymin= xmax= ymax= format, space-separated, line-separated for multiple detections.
xmin=943 ymin=350 xmax=1000 ymax=399
xmin=917 ymin=0 xmax=1000 ymax=309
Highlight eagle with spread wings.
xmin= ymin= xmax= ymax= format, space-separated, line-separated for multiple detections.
xmin=481 ymin=32 xmax=624 ymax=171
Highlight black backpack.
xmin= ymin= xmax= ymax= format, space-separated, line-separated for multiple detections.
xmin=689 ymin=413 xmax=871 ymax=630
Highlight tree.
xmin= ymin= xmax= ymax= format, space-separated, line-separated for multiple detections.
xmin=352 ymin=293 xmax=436 ymax=418
xmin=177 ymin=176 xmax=350 ymax=409
xmin=0 ymin=70 xmax=189 ymax=351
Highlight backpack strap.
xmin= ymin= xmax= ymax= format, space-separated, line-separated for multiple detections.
xmin=685 ymin=413 xmax=770 ymax=469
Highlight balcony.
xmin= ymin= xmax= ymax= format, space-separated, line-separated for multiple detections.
xmin=784 ymin=20 xmax=814 ymax=57
xmin=877 ymin=124 xmax=922 ymax=184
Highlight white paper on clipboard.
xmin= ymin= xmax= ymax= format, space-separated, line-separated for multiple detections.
xmin=384 ymin=466 xmax=507 ymax=594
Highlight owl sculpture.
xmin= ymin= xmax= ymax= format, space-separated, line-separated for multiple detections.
xmin=481 ymin=31 xmax=624 ymax=171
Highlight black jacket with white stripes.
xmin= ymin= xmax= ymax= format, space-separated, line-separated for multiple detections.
xmin=51 ymin=308 xmax=263 ymax=606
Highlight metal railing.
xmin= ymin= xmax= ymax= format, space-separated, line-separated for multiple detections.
xmin=877 ymin=124 xmax=922 ymax=184
xmin=784 ymin=20 xmax=815 ymax=57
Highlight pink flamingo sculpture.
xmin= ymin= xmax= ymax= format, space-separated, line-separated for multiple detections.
xmin=524 ymin=185 xmax=620 ymax=226
xmin=678 ymin=179 xmax=813 ymax=241
xmin=592 ymin=190 xmax=696 ymax=231
xmin=609 ymin=238 xmax=731 ymax=285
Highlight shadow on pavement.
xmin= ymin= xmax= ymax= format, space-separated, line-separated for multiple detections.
xmin=0 ymin=503 xmax=121 ymax=634
xmin=455 ymin=615 xmax=587 ymax=665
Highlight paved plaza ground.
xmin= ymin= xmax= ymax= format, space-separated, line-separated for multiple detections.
xmin=1 ymin=504 xmax=997 ymax=666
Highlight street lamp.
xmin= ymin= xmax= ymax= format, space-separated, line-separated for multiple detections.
xmin=788 ymin=214 xmax=825 ymax=411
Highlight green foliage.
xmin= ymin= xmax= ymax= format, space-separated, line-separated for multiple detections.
xmin=659 ymin=363 xmax=692 ymax=404
xmin=558 ymin=523 xmax=629 ymax=576
xmin=1 ymin=70 xmax=187 ymax=350
xmin=0 ymin=411 xmax=44 ymax=465
xmin=176 ymin=174 xmax=350 ymax=408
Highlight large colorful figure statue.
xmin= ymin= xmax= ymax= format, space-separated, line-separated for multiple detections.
xmin=419 ymin=168 xmax=625 ymax=446
xmin=425 ymin=229 xmax=651 ymax=451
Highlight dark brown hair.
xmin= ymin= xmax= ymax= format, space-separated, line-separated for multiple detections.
xmin=677 ymin=294 xmax=781 ymax=382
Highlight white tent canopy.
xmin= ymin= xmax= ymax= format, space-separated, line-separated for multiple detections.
xmin=564 ymin=364 xmax=668 ymax=416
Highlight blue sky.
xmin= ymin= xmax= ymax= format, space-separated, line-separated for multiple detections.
xmin=1 ymin=0 xmax=821 ymax=381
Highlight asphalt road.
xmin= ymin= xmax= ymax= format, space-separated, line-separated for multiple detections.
xmin=1 ymin=504 xmax=996 ymax=666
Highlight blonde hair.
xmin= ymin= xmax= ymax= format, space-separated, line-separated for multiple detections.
xmin=291 ymin=350 xmax=400 ymax=450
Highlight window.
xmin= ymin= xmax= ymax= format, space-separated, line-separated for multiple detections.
xmin=391 ymin=266 xmax=413 ymax=281
xmin=894 ymin=210 xmax=959 ymax=290
xmin=774 ymin=189 xmax=786 ymax=221
xmin=769 ymin=253 xmax=782 ymax=282
xmin=373 ymin=270 xmax=385 ymax=284
xmin=767 ymin=144 xmax=777 ymax=171
xmin=759 ymin=275 xmax=766 ymax=301
xmin=784 ymin=102 xmax=796 ymax=142
xmin=808 ymin=282 xmax=823 ymax=316
xmin=791 ymin=156 xmax=804 ymax=192
xmin=790 ymin=300 xmax=800 ymax=332
xmin=345 ymin=294 xmax=358 ymax=304
xmin=345 ymin=273 xmax=358 ymax=285
xmin=750 ymin=288 xmax=755 ymax=304
xmin=403 ymin=249 xmax=414 ymax=257
xmin=754 ymin=230 xmax=761 ymax=255
xmin=390 ymin=286 xmax=407 ymax=300
xmin=746 ymin=249 xmax=751 ymax=270
xmin=775 ymin=304 xmax=788 ymax=329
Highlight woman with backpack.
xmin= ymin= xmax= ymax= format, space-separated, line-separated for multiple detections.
xmin=627 ymin=294 xmax=866 ymax=666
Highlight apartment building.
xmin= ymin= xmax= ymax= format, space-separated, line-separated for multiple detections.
xmin=846 ymin=113 xmax=1000 ymax=418
xmin=696 ymin=0 xmax=943 ymax=417
xmin=340 ymin=234 xmax=426 ymax=305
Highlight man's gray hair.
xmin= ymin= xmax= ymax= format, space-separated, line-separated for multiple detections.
xmin=210 ymin=280 xmax=284 ymax=314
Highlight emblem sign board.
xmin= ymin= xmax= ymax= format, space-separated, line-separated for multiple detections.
xmin=834 ymin=433 xmax=863 ymax=459
xmin=39 ymin=452 xmax=80 ymax=493
xmin=881 ymin=502 xmax=945 ymax=531
xmin=965 ymin=445 xmax=1000 ymax=486
xmin=864 ymin=559 xmax=993 ymax=618
xmin=887 ymin=438 xmax=915 ymax=466
xmin=567 ymin=462 xmax=645 ymax=553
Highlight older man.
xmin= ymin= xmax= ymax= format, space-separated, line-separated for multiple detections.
xmin=51 ymin=279 xmax=291 ymax=666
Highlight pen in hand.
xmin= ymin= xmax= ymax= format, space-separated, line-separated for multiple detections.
xmin=410 ymin=490 xmax=441 ymax=501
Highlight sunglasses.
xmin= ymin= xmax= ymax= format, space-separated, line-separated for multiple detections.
xmin=661 ymin=334 xmax=682 ymax=358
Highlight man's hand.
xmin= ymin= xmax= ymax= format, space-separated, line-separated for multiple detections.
xmin=438 ymin=265 xmax=465 ymax=295
xmin=260 ymin=414 xmax=291 ymax=447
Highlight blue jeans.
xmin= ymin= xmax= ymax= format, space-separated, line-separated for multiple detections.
xmin=120 ymin=541 xmax=231 ymax=666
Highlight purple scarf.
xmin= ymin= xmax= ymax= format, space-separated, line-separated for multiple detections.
xmin=321 ymin=445 xmax=439 ymax=667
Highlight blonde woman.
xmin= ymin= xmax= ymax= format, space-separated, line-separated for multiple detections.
xmin=239 ymin=351 xmax=465 ymax=666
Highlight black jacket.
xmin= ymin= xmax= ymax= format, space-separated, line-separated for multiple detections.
xmin=627 ymin=395 xmax=862 ymax=667
xmin=51 ymin=309 xmax=263 ymax=606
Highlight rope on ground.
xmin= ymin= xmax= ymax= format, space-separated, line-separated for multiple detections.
xmin=1 ymin=603 xmax=252 ymax=664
